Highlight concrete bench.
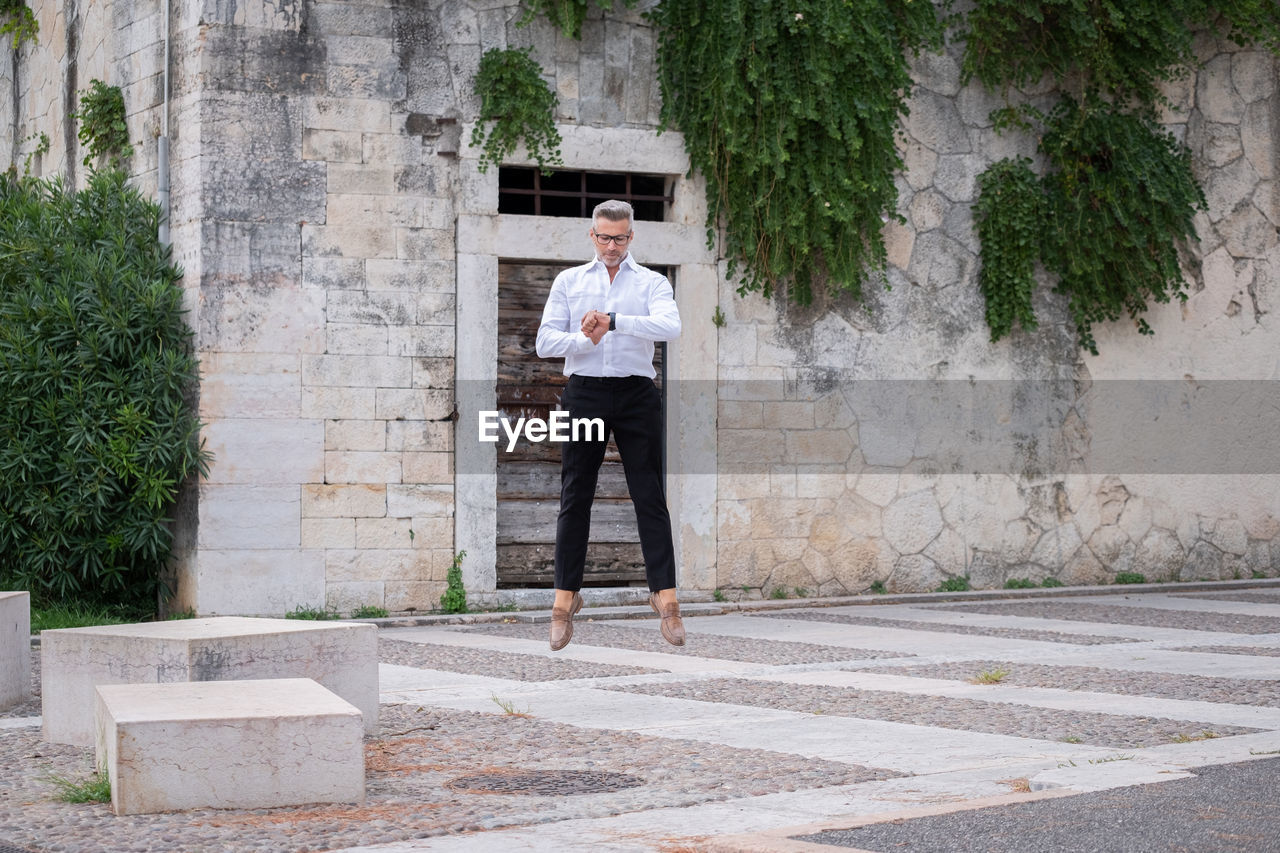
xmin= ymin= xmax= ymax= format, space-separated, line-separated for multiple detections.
xmin=43 ymin=616 xmax=377 ymax=745
xmin=95 ymin=678 xmax=365 ymax=815
xmin=0 ymin=592 xmax=31 ymax=710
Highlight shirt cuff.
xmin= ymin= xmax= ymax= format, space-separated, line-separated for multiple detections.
xmin=575 ymin=332 xmax=597 ymax=351
xmin=612 ymin=314 xmax=628 ymax=334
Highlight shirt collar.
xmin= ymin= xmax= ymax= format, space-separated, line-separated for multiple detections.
xmin=588 ymin=252 xmax=641 ymax=272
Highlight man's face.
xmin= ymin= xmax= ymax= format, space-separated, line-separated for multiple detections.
xmin=589 ymin=217 xmax=633 ymax=266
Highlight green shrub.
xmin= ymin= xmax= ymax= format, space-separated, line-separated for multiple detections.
xmin=351 ymin=604 xmax=389 ymax=619
xmin=0 ymin=170 xmax=208 ymax=610
xmin=1115 ymin=572 xmax=1147 ymax=585
xmin=869 ymin=580 xmax=887 ymax=595
xmin=936 ymin=575 xmax=972 ymax=593
xmin=1004 ymin=578 xmax=1038 ymax=589
xmin=440 ymin=550 xmax=468 ymax=614
xmin=1041 ymin=577 xmax=1065 ymax=588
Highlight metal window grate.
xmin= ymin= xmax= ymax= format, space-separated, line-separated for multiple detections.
xmin=498 ymin=168 xmax=671 ymax=221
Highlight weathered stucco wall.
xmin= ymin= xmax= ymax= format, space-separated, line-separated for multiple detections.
xmin=4 ymin=0 xmax=1277 ymax=613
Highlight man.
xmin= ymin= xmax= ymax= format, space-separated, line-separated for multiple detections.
xmin=534 ymin=199 xmax=685 ymax=651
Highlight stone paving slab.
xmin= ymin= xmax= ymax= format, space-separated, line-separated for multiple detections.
xmin=1167 ymin=645 xmax=1280 ymax=657
xmin=851 ymin=658 xmax=1280 ymax=708
xmin=746 ymin=670 xmax=1280 ymax=731
xmin=4 ymin=586 xmax=1280 ymax=853
xmin=752 ymin=609 xmax=1143 ymax=645
xmin=378 ymin=638 xmax=660 ymax=681
xmin=1174 ymin=591 xmax=1280 ymax=605
xmin=926 ymin=600 xmax=1280 ymax=634
xmin=604 ymin=677 xmax=1262 ymax=749
xmin=0 ymin=702 xmax=892 ymax=853
xmin=464 ymin=621 xmax=913 ymax=665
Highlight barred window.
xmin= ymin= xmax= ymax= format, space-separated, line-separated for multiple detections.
xmin=498 ymin=168 xmax=671 ymax=221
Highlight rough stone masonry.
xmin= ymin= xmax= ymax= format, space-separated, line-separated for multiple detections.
xmin=0 ymin=1 xmax=1276 ymax=613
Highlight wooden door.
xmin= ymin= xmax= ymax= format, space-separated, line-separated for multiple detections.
xmin=495 ymin=261 xmax=666 ymax=587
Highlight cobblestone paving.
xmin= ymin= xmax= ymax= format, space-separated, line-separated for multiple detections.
xmin=851 ymin=660 xmax=1280 ymax=708
xmin=751 ymin=609 xmax=1140 ymax=645
xmin=379 ymin=638 xmax=660 ymax=681
xmin=0 ymin=703 xmax=893 ymax=853
xmin=464 ymin=621 xmax=912 ymax=664
xmin=0 ymin=650 xmax=39 ymax=719
xmin=1166 ymin=645 xmax=1280 ymax=658
xmin=604 ymin=679 xmax=1261 ymax=749
xmin=1172 ymin=591 xmax=1280 ymax=605
xmin=926 ymin=601 xmax=1280 ymax=634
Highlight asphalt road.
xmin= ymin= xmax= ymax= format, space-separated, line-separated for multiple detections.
xmin=798 ymin=757 xmax=1280 ymax=852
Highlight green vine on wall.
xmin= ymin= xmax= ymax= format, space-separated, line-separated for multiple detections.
xmin=73 ymin=79 xmax=134 ymax=169
xmin=0 ymin=0 xmax=37 ymax=49
xmin=965 ymin=0 xmax=1280 ymax=353
xmin=977 ymin=102 xmax=1205 ymax=353
xmin=652 ymin=0 xmax=944 ymax=305
xmin=974 ymin=157 xmax=1041 ymax=342
xmin=469 ymin=47 xmax=563 ymax=174
xmin=962 ymin=0 xmax=1280 ymax=107
xmin=519 ymin=0 xmax=638 ymax=40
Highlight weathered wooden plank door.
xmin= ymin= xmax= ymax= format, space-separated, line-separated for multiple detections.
xmin=495 ymin=260 xmax=666 ymax=588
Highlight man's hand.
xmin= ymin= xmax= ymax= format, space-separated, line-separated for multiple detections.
xmin=581 ymin=310 xmax=610 ymax=345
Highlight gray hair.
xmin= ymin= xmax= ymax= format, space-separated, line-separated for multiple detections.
xmin=592 ymin=199 xmax=634 ymax=226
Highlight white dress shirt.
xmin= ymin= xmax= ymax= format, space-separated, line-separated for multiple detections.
xmin=535 ymin=252 xmax=681 ymax=379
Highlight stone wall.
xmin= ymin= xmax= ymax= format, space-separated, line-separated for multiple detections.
xmin=714 ymin=33 xmax=1280 ymax=597
xmin=4 ymin=1 xmax=1276 ymax=612
xmin=175 ymin=0 xmax=671 ymax=614
xmin=1 ymin=0 xmax=167 ymax=192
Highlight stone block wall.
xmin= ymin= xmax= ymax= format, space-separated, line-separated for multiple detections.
xmin=4 ymin=0 xmax=1277 ymax=611
xmin=1 ymin=0 xmax=167 ymax=192
xmin=172 ymin=0 xmax=667 ymax=614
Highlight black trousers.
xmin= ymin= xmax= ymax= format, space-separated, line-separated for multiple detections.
xmin=553 ymin=374 xmax=676 ymax=592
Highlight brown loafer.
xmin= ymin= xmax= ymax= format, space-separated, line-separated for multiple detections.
xmin=549 ymin=591 xmax=583 ymax=651
xmin=649 ymin=592 xmax=685 ymax=646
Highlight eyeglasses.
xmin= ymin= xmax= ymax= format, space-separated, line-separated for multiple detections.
xmin=591 ymin=231 xmax=632 ymax=246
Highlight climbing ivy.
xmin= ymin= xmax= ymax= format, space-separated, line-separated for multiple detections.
xmin=976 ymin=102 xmax=1205 ymax=354
xmin=962 ymin=0 xmax=1280 ymax=106
xmin=965 ymin=1 xmax=1280 ymax=353
xmin=469 ymin=47 xmax=563 ymax=174
xmin=1038 ymin=99 xmax=1205 ymax=354
xmin=651 ymin=0 xmax=944 ymax=304
xmin=73 ymin=79 xmax=134 ymax=169
xmin=974 ymin=158 xmax=1041 ymax=342
xmin=519 ymin=0 xmax=638 ymax=40
xmin=0 ymin=0 xmax=37 ymax=49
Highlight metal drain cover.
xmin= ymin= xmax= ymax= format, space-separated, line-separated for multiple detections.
xmin=0 ymin=843 xmax=38 ymax=853
xmin=444 ymin=769 xmax=644 ymax=795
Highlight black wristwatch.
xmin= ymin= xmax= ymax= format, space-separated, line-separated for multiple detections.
xmin=608 ymin=312 xmax=616 ymax=331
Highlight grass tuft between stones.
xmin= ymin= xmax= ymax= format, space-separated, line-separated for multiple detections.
xmin=47 ymin=770 xmax=110 ymax=804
